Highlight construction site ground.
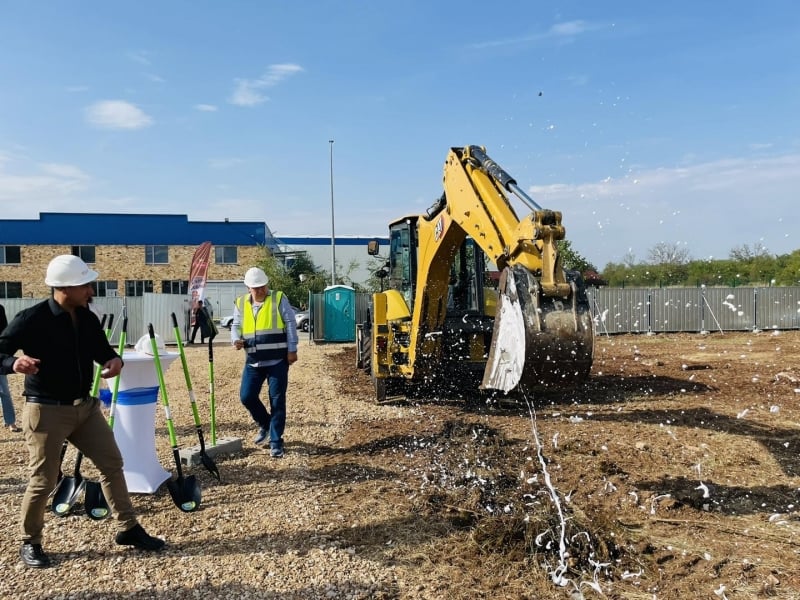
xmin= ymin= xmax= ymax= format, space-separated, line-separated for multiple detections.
xmin=2 ymin=329 xmax=800 ymax=599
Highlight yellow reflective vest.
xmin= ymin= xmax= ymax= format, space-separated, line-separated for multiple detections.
xmin=235 ymin=291 xmax=288 ymax=363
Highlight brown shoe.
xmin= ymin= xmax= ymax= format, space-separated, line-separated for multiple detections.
xmin=7 ymin=423 xmax=21 ymax=433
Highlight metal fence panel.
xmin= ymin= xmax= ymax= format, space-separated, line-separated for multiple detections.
xmin=757 ymin=287 xmax=800 ymax=331
xmin=589 ymin=288 xmax=651 ymax=334
xmin=649 ymin=288 xmax=703 ymax=333
xmin=4 ymin=287 xmax=800 ymax=345
xmin=700 ymin=288 xmax=754 ymax=332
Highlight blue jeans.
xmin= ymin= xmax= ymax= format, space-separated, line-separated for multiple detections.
xmin=0 ymin=374 xmax=15 ymax=426
xmin=239 ymin=361 xmax=288 ymax=449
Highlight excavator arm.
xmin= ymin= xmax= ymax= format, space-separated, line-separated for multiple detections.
xmin=442 ymin=145 xmax=572 ymax=295
xmin=426 ymin=146 xmax=594 ymax=392
xmin=365 ymin=145 xmax=593 ymax=400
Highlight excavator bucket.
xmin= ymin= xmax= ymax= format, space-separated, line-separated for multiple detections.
xmin=481 ymin=265 xmax=594 ymax=393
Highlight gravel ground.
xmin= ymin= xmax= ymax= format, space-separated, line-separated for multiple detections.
xmin=0 ymin=337 xmax=407 ymax=599
xmin=7 ymin=330 xmax=797 ymax=599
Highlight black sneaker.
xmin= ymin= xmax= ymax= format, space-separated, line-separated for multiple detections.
xmin=115 ymin=524 xmax=165 ymax=551
xmin=20 ymin=543 xmax=51 ymax=568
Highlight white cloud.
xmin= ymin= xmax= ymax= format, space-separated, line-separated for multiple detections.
xmin=85 ymin=100 xmax=153 ymax=130
xmin=228 ymin=63 xmax=304 ymax=107
xmin=195 ymin=104 xmax=218 ymax=112
xmin=528 ymin=153 xmax=800 ymax=265
xmin=126 ymin=50 xmax=151 ymax=66
xmin=207 ymin=157 xmax=244 ymax=169
xmin=40 ymin=163 xmax=90 ymax=180
xmin=471 ymin=20 xmax=606 ymax=50
xmin=229 ymin=81 xmax=267 ymax=107
xmin=0 ymin=160 xmax=91 ymax=204
xmin=550 ymin=20 xmax=593 ymax=37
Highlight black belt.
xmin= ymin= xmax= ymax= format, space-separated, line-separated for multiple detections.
xmin=26 ymin=396 xmax=92 ymax=406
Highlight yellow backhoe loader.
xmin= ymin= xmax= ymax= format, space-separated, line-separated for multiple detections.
xmin=356 ymin=145 xmax=594 ymax=402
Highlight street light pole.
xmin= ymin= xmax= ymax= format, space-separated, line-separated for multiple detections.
xmin=329 ymin=139 xmax=336 ymax=287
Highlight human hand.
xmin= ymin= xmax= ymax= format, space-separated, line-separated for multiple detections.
xmin=233 ymin=339 xmax=244 ymax=350
xmin=287 ymin=351 xmax=298 ymax=365
xmin=13 ymin=355 xmax=40 ymax=375
xmin=100 ymin=357 xmax=123 ymax=378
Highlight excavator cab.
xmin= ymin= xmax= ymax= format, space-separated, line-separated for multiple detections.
xmin=362 ymin=218 xmax=503 ymax=399
xmin=386 ymin=222 xmax=416 ymax=313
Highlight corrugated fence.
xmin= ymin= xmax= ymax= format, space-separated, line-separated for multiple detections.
xmin=589 ymin=286 xmax=800 ymax=334
xmin=1 ymin=294 xmax=191 ymax=346
xmin=4 ymin=286 xmax=799 ymax=346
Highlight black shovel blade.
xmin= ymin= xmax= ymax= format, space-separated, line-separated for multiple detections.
xmin=84 ymin=481 xmax=110 ymax=520
xmin=166 ymin=475 xmax=201 ymax=512
xmin=200 ymin=451 xmax=221 ymax=482
xmin=52 ymin=476 xmax=85 ymax=516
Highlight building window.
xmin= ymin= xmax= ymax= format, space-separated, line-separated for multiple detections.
xmin=162 ymin=280 xmax=188 ymax=294
xmin=215 ymin=246 xmax=237 ymax=264
xmin=125 ymin=280 xmax=153 ymax=297
xmin=0 ymin=282 xmax=23 ymax=298
xmin=71 ymin=245 xmax=96 ymax=263
xmin=0 ymin=246 xmax=21 ymax=264
xmin=93 ymin=280 xmax=118 ymax=297
xmin=145 ymin=245 xmax=169 ymax=265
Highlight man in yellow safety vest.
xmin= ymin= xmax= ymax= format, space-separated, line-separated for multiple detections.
xmin=231 ymin=267 xmax=298 ymax=458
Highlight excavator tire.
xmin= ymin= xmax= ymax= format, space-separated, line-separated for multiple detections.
xmin=356 ymin=323 xmax=371 ymax=372
xmin=371 ymin=372 xmax=407 ymax=404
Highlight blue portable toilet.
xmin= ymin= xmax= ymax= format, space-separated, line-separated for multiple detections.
xmin=323 ymin=285 xmax=355 ymax=342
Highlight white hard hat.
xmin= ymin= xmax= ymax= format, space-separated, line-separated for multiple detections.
xmin=244 ymin=267 xmax=269 ymax=288
xmin=134 ymin=333 xmax=167 ymax=355
xmin=45 ymin=255 xmax=99 ymax=287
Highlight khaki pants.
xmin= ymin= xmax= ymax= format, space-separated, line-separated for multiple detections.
xmin=20 ymin=398 xmax=138 ymax=545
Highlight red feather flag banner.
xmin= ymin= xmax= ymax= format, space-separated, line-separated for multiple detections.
xmin=189 ymin=241 xmax=213 ymax=305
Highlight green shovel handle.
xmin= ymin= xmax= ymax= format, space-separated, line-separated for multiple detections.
xmin=108 ymin=317 xmax=127 ymax=429
xmin=148 ymin=324 xmax=179 ymax=447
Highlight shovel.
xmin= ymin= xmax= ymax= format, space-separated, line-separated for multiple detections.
xmin=209 ymin=337 xmax=217 ymax=447
xmin=54 ymin=440 xmax=69 ymax=487
xmin=170 ymin=312 xmax=220 ymax=481
xmin=52 ymin=451 xmax=86 ymax=516
xmin=148 ymin=324 xmax=202 ymax=512
xmin=84 ymin=313 xmax=128 ymax=520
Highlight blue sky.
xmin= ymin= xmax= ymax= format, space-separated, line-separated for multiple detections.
xmin=1 ymin=1 xmax=798 ymax=269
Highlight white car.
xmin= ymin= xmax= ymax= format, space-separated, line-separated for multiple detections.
xmin=295 ymin=309 xmax=309 ymax=332
xmin=219 ymin=315 xmax=234 ymax=329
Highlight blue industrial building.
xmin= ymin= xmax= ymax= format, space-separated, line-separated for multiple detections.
xmin=0 ymin=212 xmax=273 ymax=248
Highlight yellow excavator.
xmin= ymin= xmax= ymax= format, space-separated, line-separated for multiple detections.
xmin=356 ymin=145 xmax=594 ymax=402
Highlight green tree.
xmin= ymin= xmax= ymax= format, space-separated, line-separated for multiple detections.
xmin=775 ymin=250 xmax=800 ymax=285
xmin=556 ymin=240 xmax=596 ymax=273
xmin=253 ymin=247 xmax=327 ymax=308
xmin=647 ymin=242 xmax=691 ymax=266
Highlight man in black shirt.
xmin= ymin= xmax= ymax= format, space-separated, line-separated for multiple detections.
xmin=0 ymin=255 xmax=165 ymax=568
